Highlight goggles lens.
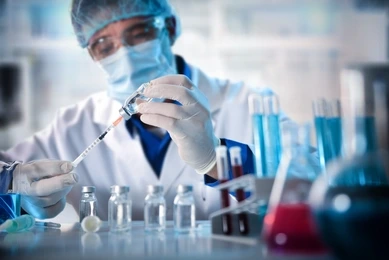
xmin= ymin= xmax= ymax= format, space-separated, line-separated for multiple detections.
xmin=89 ymin=17 xmax=165 ymax=60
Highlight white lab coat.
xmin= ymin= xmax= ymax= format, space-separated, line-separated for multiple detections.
xmin=1 ymin=64 xmax=282 ymax=221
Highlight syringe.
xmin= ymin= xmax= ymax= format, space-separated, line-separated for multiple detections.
xmin=72 ymin=83 xmax=153 ymax=168
xmin=72 ymin=116 xmax=123 ymax=168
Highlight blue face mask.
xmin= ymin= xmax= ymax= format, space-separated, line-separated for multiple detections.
xmin=98 ymin=35 xmax=176 ymax=104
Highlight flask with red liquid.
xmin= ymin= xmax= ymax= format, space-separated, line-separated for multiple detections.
xmin=263 ymin=124 xmax=326 ymax=254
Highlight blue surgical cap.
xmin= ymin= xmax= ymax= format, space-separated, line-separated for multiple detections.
xmin=70 ymin=0 xmax=181 ymax=48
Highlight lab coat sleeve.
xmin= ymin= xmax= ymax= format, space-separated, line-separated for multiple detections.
xmin=204 ymin=138 xmax=255 ymax=187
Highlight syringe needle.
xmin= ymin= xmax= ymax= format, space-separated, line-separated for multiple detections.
xmin=72 ymin=116 xmax=123 ymax=168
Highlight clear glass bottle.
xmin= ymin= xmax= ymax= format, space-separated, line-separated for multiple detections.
xmin=144 ymin=185 xmax=166 ymax=232
xmin=108 ymin=185 xmax=132 ymax=233
xmin=79 ymin=186 xmax=98 ymax=223
xmin=173 ymin=185 xmax=196 ymax=233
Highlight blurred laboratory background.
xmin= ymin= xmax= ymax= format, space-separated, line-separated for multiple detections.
xmin=0 ymin=0 xmax=388 ymax=150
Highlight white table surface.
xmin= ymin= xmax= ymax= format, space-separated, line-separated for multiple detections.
xmin=0 ymin=221 xmax=334 ymax=260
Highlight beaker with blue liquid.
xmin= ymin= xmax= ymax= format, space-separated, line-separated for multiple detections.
xmin=309 ymin=64 xmax=389 ymax=260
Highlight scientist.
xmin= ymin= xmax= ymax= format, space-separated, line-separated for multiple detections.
xmin=0 ymin=0 xmax=286 ymax=220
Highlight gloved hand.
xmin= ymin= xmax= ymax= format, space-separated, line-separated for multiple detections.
xmin=12 ymin=160 xmax=78 ymax=219
xmin=138 ymin=75 xmax=220 ymax=174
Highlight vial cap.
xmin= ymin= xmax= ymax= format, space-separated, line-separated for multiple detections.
xmin=147 ymin=185 xmax=163 ymax=194
xmin=110 ymin=185 xmax=130 ymax=194
xmin=81 ymin=186 xmax=96 ymax=193
xmin=177 ymin=184 xmax=193 ymax=194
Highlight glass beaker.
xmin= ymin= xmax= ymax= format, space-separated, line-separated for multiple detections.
xmin=263 ymin=124 xmax=326 ymax=254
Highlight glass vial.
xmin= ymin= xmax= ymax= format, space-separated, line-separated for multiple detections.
xmin=173 ymin=185 xmax=196 ymax=233
xmin=144 ymin=185 xmax=166 ymax=232
xmin=79 ymin=186 xmax=98 ymax=223
xmin=108 ymin=185 xmax=132 ymax=233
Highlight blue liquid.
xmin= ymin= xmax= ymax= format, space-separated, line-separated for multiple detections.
xmin=327 ymin=117 xmax=342 ymax=158
xmin=0 ymin=193 xmax=21 ymax=224
xmin=262 ymin=114 xmax=282 ymax=177
xmin=314 ymin=186 xmax=389 ymax=259
xmin=252 ymin=114 xmax=266 ymax=177
xmin=314 ymin=117 xmax=335 ymax=170
xmin=356 ymin=116 xmax=377 ymax=153
xmin=331 ymin=154 xmax=388 ymax=186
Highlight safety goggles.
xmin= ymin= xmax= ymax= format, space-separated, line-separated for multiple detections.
xmin=88 ymin=16 xmax=166 ymax=61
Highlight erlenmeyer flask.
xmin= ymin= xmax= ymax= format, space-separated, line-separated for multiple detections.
xmin=263 ymin=123 xmax=326 ymax=254
xmin=309 ymin=64 xmax=389 ymax=260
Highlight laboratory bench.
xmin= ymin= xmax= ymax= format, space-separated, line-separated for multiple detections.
xmin=0 ymin=221 xmax=334 ymax=260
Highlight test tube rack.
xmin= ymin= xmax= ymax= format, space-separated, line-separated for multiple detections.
xmin=210 ymin=175 xmax=274 ymax=245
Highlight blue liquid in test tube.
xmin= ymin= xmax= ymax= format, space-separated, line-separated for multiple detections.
xmin=252 ymin=114 xmax=267 ymax=177
xmin=249 ymin=93 xmax=282 ymax=177
xmin=327 ymin=117 xmax=342 ymax=158
xmin=314 ymin=116 xmax=335 ymax=168
xmin=313 ymin=99 xmax=337 ymax=171
xmin=262 ymin=114 xmax=282 ymax=177
xmin=262 ymin=94 xmax=282 ymax=177
xmin=326 ymin=100 xmax=343 ymax=158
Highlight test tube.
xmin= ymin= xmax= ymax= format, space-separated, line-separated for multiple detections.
xmin=313 ymin=99 xmax=335 ymax=171
xmin=327 ymin=100 xmax=342 ymax=158
xmin=216 ymin=146 xmax=232 ymax=235
xmin=262 ymin=94 xmax=282 ymax=177
xmin=229 ymin=146 xmax=249 ymax=235
xmin=249 ymin=94 xmax=266 ymax=177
